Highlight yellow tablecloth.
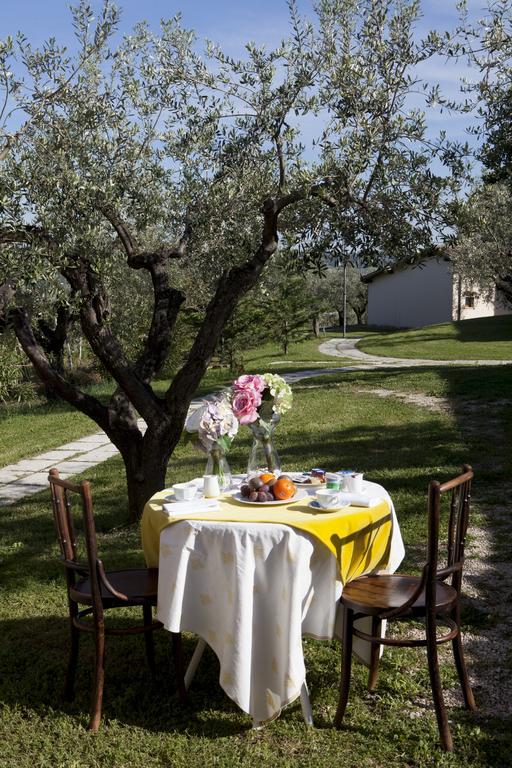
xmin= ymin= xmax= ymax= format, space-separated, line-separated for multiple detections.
xmin=141 ymin=489 xmax=393 ymax=584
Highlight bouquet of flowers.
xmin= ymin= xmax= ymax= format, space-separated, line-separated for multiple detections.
xmin=231 ymin=373 xmax=292 ymax=474
xmin=231 ymin=373 xmax=292 ymax=428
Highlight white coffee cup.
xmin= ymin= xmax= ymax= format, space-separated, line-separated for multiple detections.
xmin=203 ymin=474 xmax=220 ymax=498
xmin=315 ymin=488 xmax=341 ymax=509
xmin=172 ymin=482 xmax=197 ymax=502
xmin=346 ymin=473 xmax=364 ymax=493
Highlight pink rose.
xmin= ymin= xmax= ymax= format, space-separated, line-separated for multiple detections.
xmin=232 ymin=389 xmax=260 ymax=425
xmin=233 ymin=374 xmax=266 ymax=394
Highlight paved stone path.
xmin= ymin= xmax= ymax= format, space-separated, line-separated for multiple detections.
xmin=318 ymin=336 xmax=512 ymax=367
xmin=0 ymin=430 xmax=123 ymax=506
xmin=1 ymin=338 xmax=510 ymax=506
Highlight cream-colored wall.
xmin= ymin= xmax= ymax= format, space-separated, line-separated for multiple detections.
xmin=367 ymin=259 xmax=453 ymax=328
xmin=453 ymin=279 xmax=512 ymax=320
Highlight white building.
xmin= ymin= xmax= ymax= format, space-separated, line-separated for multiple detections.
xmin=363 ymin=256 xmax=511 ymax=329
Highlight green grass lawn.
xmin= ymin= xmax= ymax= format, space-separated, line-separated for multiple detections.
xmin=357 ymin=315 xmax=512 ymax=360
xmin=1 ymin=364 xmax=510 ymax=767
xmin=0 ymin=402 xmax=99 ymax=467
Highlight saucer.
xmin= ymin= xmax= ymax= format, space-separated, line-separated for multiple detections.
xmin=308 ymin=499 xmax=344 ymax=512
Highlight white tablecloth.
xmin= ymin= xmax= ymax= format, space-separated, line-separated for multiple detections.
xmin=156 ymin=481 xmax=404 ymax=723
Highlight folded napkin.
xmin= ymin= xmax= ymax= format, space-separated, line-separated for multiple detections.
xmin=337 ymin=492 xmax=383 ymax=508
xmin=162 ymin=498 xmax=220 ymax=516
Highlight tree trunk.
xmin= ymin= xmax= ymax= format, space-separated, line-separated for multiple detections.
xmin=116 ymin=422 xmax=183 ymax=523
xmin=44 ymin=348 xmax=66 ymax=401
xmin=337 ymin=309 xmax=344 ymax=328
xmin=312 ymin=316 xmax=320 ymax=337
xmin=124 ymin=452 xmax=168 ymax=524
xmin=355 ymin=308 xmax=365 ymax=325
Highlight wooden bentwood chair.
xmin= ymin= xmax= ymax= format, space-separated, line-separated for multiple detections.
xmin=48 ymin=468 xmax=185 ymax=731
xmin=335 ymin=465 xmax=476 ymax=751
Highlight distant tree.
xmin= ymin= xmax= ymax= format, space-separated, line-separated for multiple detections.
xmin=217 ymin=293 xmax=270 ymax=373
xmin=469 ymin=3 xmax=512 ymax=188
xmin=450 ymin=183 xmax=512 ymax=304
xmin=305 ymin=272 xmax=335 ymax=336
xmin=306 ymin=266 xmax=367 ymax=330
xmin=346 ymin=269 xmax=368 ymax=325
xmin=0 ymin=0 xmax=463 ymax=520
xmin=481 ymin=93 xmax=512 ymax=185
xmin=261 ymin=257 xmax=311 ymax=354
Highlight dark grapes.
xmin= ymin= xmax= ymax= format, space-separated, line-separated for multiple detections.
xmin=240 ymin=484 xmax=251 ymax=498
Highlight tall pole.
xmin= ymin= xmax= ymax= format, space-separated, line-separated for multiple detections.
xmin=343 ymin=259 xmax=347 ymax=339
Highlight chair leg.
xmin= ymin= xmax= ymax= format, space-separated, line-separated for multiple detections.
xmin=64 ymin=613 xmax=80 ymax=701
xmin=335 ymin=607 xmax=354 ymax=728
xmin=426 ymin=615 xmax=453 ymax=752
xmin=452 ymin=629 xmax=477 ymax=711
xmin=143 ymin=603 xmax=157 ymax=676
xmin=368 ymin=616 xmax=381 ymax=692
xmin=171 ymin=632 xmax=187 ymax=704
xmin=88 ymin=624 xmax=106 ymax=732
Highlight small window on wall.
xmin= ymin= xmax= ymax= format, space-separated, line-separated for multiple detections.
xmin=464 ymin=293 xmax=475 ymax=308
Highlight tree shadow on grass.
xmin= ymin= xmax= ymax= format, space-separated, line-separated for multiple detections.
xmin=0 ymin=614 xmax=251 ymax=737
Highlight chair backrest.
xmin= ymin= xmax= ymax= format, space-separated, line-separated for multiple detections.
xmin=48 ymin=468 xmax=104 ymax=615
xmin=427 ymin=464 xmax=473 ymax=594
xmin=382 ymin=464 xmax=473 ymax=620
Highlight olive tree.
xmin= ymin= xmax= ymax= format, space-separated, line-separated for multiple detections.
xmin=450 ymin=183 xmax=512 ymax=303
xmin=0 ymin=0 xmax=461 ymax=520
xmin=440 ymin=1 xmax=512 ymax=300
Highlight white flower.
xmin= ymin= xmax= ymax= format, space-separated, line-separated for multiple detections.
xmin=262 ymin=373 xmax=293 ymax=414
xmin=185 ymin=394 xmax=238 ymax=452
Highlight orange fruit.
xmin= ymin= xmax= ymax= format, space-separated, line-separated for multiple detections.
xmin=260 ymin=472 xmax=276 ymax=485
xmin=272 ymin=477 xmax=296 ymax=500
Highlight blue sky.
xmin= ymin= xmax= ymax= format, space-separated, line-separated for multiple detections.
xmin=1 ymin=0 xmax=486 ymax=158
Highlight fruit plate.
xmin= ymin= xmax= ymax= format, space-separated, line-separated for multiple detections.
xmin=287 ymin=472 xmax=338 ymax=487
xmin=233 ymin=488 xmax=308 ymax=506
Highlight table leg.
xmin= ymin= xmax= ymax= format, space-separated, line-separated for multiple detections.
xmin=300 ymin=680 xmax=314 ymax=726
xmin=184 ymin=637 xmax=207 ymax=691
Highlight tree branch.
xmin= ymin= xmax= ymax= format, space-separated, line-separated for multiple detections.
xmin=62 ymin=258 xmax=164 ymax=424
xmin=100 ymin=207 xmax=135 ymax=259
xmin=8 ymin=306 xmax=110 ymax=430
xmin=0 ymin=225 xmax=56 ymax=247
xmin=99 ymin=205 xmax=192 ymax=263
xmin=132 ymin=260 xmax=186 ymax=384
xmin=165 ymin=192 xmax=306 ymax=417
xmin=274 ymin=132 xmax=286 ymax=194
xmin=33 ymin=303 xmax=74 ymax=379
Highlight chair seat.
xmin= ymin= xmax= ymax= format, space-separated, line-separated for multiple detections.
xmin=70 ymin=568 xmax=159 ymax=605
xmin=341 ymin=574 xmax=457 ymax=616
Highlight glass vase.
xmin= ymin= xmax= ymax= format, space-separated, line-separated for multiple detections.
xmin=205 ymin=441 xmax=232 ymax=491
xmin=247 ymin=414 xmax=281 ymax=477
